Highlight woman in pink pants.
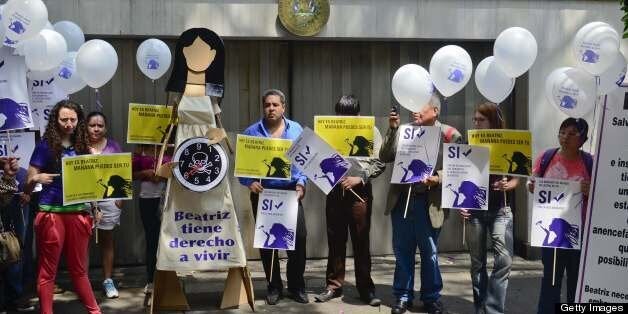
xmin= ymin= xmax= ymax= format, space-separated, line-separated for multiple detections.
xmin=25 ymin=100 xmax=101 ymax=314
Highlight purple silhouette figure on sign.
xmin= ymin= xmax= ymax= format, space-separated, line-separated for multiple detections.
xmin=398 ymin=159 xmax=433 ymax=183
xmin=616 ymin=73 xmax=626 ymax=86
xmin=4 ymin=37 xmax=17 ymax=45
xmin=8 ymin=20 xmax=25 ymax=34
xmin=582 ymin=49 xmax=599 ymax=64
xmin=536 ymin=218 xmax=579 ymax=248
xmin=447 ymin=68 xmax=464 ymax=83
xmin=0 ymin=99 xmax=31 ymax=130
xmin=260 ymin=223 xmax=295 ymax=249
xmin=559 ymin=95 xmax=577 ymax=109
xmin=147 ymin=59 xmax=160 ymax=70
xmin=58 ymin=67 xmax=72 ymax=79
xmin=316 ymin=154 xmax=349 ymax=187
xmin=447 ymin=181 xmax=487 ymax=209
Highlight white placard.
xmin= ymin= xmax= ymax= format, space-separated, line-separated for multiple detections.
xmin=576 ymin=90 xmax=628 ymax=303
xmin=531 ymin=178 xmax=583 ymax=250
xmin=442 ymin=144 xmax=490 ymax=210
xmin=286 ymin=127 xmax=349 ymax=195
xmin=253 ymin=189 xmax=299 ymax=251
xmin=28 ymin=76 xmax=66 ymax=134
xmin=390 ymin=125 xmax=441 ymax=184
xmin=0 ymin=131 xmax=35 ymax=170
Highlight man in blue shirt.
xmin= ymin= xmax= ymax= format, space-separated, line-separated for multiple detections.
xmin=239 ymin=89 xmax=308 ymax=305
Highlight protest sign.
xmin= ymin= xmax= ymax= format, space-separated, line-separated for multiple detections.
xmin=126 ymin=103 xmax=172 ymax=144
xmin=61 ymin=153 xmax=133 ymax=205
xmin=253 ymin=189 xmax=299 ymax=251
xmin=531 ymin=178 xmax=583 ymax=249
xmin=390 ymin=125 xmax=441 ymax=184
xmin=287 ymin=127 xmax=349 ymax=195
xmin=234 ymin=135 xmax=292 ymax=180
xmin=0 ymin=46 xmax=34 ymax=132
xmin=468 ymin=129 xmax=532 ymax=177
xmin=577 ymin=90 xmax=628 ymax=302
xmin=0 ymin=132 xmax=35 ymax=170
xmin=442 ymin=144 xmax=490 ymax=210
xmin=314 ymin=115 xmax=375 ymax=157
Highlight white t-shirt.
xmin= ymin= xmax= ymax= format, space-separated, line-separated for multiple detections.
xmin=140 ymin=181 xmax=166 ymax=199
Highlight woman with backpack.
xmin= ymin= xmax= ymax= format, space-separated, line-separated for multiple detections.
xmin=527 ymin=118 xmax=593 ymax=314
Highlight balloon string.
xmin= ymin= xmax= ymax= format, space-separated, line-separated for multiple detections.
xmin=442 ymin=96 xmax=448 ymax=119
xmin=496 ymin=105 xmax=505 ymax=125
xmin=590 ymin=76 xmax=600 ymax=153
xmin=95 ymin=88 xmax=103 ymax=111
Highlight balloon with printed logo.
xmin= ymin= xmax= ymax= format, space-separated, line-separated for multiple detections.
xmin=573 ymin=22 xmax=620 ymax=75
xmin=545 ymin=67 xmax=596 ymax=118
xmin=2 ymin=0 xmax=48 ymax=46
xmin=474 ymin=56 xmax=515 ymax=103
xmin=76 ymin=39 xmax=118 ymax=88
xmin=53 ymin=20 xmax=84 ymax=52
xmin=596 ymin=52 xmax=627 ymax=95
xmin=136 ymin=38 xmax=172 ymax=80
xmin=429 ymin=45 xmax=472 ymax=97
xmin=54 ymin=51 xmax=86 ymax=94
xmin=391 ymin=64 xmax=434 ymax=112
xmin=24 ymin=29 xmax=67 ymax=71
xmin=494 ymin=27 xmax=538 ymax=78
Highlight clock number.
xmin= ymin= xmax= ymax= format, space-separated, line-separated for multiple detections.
xmin=184 ymin=149 xmax=189 ymax=156
xmin=214 ymin=167 xmax=219 ymax=175
xmin=206 ymin=176 xmax=211 ymax=182
xmin=196 ymin=143 xmax=201 ymax=150
xmin=194 ymin=177 xmax=199 ymax=184
xmin=214 ymin=155 xmax=220 ymax=162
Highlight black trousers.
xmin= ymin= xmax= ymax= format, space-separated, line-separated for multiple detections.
xmin=139 ymin=197 xmax=161 ymax=283
xmin=250 ymin=192 xmax=307 ymax=292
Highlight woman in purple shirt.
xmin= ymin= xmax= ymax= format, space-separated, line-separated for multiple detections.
xmin=86 ymin=111 xmax=123 ymax=299
xmin=25 ymin=100 xmax=101 ymax=314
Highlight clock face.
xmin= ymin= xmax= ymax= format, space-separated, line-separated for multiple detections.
xmin=172 ymin=137 xmax=228 ymax=192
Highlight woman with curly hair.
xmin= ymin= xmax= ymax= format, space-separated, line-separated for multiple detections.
xmin=25 ymin=100 xmax=101 ymax=314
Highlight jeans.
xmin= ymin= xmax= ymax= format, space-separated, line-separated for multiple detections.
xmin=466 ymin=207 xmax=513 ymax=314
xmin=139 ymin=197 xmax=161 ymax=283
xmin=391 ymin=192 xmax=442 ymax=304
xmin=537 ymin=248 xmax=580 ymax=314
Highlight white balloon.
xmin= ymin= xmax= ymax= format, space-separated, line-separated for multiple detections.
xmin=474 ymin=56 xmax=515 ymax=103
xmin=429 ymin=45 xmax=472 ymax=97
xmin=53 ymin=20 xmax=84 ymax=52
xmin=76 ymin=39 xmax=118 ymax=89
xmin=24 ymin=29 xmax=67 ymax=71
xmin=2 ymin=0 xmax=48 ymax=45
xmin=596 ymin=52 xmax=627 ymax=95
xmin=391 ymin=64 xmax=434 ymax=112
xmin=54 ymin=51 xmax=86 ymax=94
xmin=494 ymin=27 xmax=538 ymax=78
xmin=136 ymin=38 xmax=172 ymax=80
xmin=545 ymin=67 xmax=596 ymax=118
xmin=573 ymin=23 xmax=620 ymax=75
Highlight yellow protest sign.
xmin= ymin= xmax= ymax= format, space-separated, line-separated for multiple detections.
xmin=62 ymin=153 xmax=133 ymax=205
xmin=314 ymin=116 xmax=375 ymax=157
xmin=235 ymin=135 xmax=293 ymax=180
xmin=467 ymin=129 xmax=532 ymax=177
xmin=127 ymin=103 xmax=172 ymax=144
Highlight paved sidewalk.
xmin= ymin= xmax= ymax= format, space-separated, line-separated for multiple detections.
xmin=27 ymin=253 xmax=547 ymax=313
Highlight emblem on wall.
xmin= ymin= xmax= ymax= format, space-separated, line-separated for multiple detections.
xmin=278 ymin=0 xmax=330 ymax=37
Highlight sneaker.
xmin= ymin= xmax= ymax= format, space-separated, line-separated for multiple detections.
xmin=143 ymin=283 xmax=153 ymax=295
xmin=103 ymin=278 xmax=119 ymax=299
xmin=424 ymin=300 xmax=445 ymax=314
xmin=7 ymin=300 xmax=35 ymax=312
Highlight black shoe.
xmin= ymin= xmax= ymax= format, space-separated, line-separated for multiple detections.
xmin=265 ymin=289 xmax=281 ymax=305
xmin=288 ymin=289 xmax=309 ymax=304
xmin=314 ymin=289 xmax=342 ymax=302
xmin=360 ymin=291 xmax=381 ymax=306
xmin=391 ymin=299 xmax=412 ymax=314
xmin=424 ymin=300 xmax=446 ymax=314
xmin=6 ymin=300 xmax=35 ymax=312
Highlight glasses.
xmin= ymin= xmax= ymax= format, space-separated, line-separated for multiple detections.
xmin=472 ymin=117 xmax=487 ymax=123
xmin=558 ymin=131 xmax=580 ymax=138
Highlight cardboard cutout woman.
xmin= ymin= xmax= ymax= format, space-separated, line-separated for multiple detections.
xmin=156 ymin=28 xmax=246 ymax=271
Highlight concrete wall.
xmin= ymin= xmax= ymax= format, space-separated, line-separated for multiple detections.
xmin=38 ymin=0 xmax=623 ymax=262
